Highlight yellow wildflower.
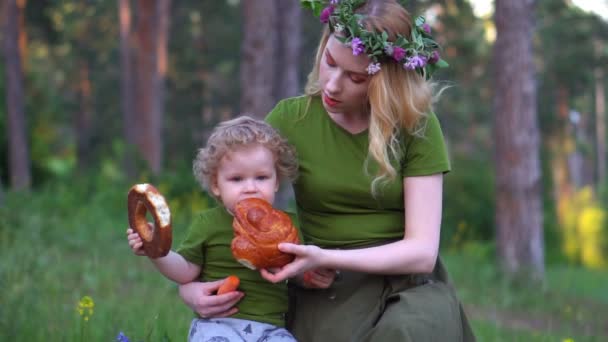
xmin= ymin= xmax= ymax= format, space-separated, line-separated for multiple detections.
xmin=77 ymin=296 xmax=95 ymax=322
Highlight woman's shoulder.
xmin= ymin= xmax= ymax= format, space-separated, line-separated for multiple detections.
xmin=271 ymin=95 xmax=325 ymax=117
xmin=266 ymin=95 xmax=320 ymax=132
xmin=275 ymin=95 xmax=310 ymax=109
xmin=401 ymin=112 xmax=443 ymax=141
xmin=400 ymin=111 xmax=451 ymax=176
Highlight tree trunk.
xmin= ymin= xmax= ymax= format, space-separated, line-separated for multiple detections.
xmin=157 ymin=0 xmax=170 ymax=80
xmin=493 ymin=0 xmax=544 ymax=279
xmin=275 ymin=0 xmax=301 ymax=99
xmin=133 ymin=0 xmax=164 ymax=174
xmin=2 ymin=0 xmax=31 ymax=190
xmin=240 ymin=0 xmax=278 ymax=119
xmin=119 ymin=0 xmax=137 ymax=178
xmin=75 ymin=59 xmax=93 ymax=171
xmin=17 ymin=0 xmax=26 ymax=68
xmin=594 ymin=41 xmax=606 ymax=186
xmin=273 ymin=0 xmax=301 ymax=210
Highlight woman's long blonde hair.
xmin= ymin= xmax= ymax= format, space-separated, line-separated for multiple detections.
xmin=305 ymin=0 xmax=435 ymax=193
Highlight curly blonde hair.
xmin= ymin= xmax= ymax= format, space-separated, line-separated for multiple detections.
xmin=305 ymin=0 xmax=437 ymax=194
xmin=193 ymin=115 xmax=298 ymax=199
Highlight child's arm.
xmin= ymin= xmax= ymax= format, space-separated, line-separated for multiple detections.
xmin=149 ymin=251 xmax=201 ymax=284
xmin=127 ymin=228 xmax=201 ymax=284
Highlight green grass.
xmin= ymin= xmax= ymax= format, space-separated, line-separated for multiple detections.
xmin=0 ymin=178 xmax=203 ymax=341
xmin=445 ymin=243 xmax=608 ymax=341
xmin=1 ymin=178 xmax=607 ymax=341
xmin=471 ymin=320 xmax=580 ymax=342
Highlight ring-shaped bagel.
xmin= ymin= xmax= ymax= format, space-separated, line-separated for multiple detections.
xmin=127 ymin=183 xmax=172 ymax=258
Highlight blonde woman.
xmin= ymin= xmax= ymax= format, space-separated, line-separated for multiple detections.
xmin=180 ymin=0 xmax=475 ymax=340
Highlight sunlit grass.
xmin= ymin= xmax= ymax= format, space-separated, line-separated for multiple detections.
xmin=471 ymin=320 xmax=594 ymax=342
xmin=0 ymin=179 xmax=197 ymax=341
xmin=445 ymin=242 xmax=608 ymax=341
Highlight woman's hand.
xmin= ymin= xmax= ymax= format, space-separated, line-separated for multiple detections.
xmin=179 ymin=280 xmax=244 ymax=318
xmin=260 ymin=243 xmax=325 ymax=283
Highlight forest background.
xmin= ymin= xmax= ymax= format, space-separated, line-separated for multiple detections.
xmin=1 ymin=0 xmax=608 ymax=341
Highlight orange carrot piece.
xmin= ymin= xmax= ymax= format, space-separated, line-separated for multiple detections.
xmin=217 ymin=275 xmax=240 ymax=295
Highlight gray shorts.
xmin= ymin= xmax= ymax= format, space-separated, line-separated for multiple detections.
xmin=188 ymin=317 xmax=297 ymax=342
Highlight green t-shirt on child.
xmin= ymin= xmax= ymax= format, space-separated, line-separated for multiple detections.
xmin=176 ymin=206 xmax=298 ymax=327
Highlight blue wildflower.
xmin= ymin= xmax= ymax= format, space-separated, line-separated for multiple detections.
xmin=116 ymin=332 xmax=130 ymax=342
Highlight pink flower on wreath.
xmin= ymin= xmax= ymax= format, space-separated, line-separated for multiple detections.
xmin=429 ymin=50 xmax=440 ymax=64
xmin=351 ymin=37 xmax=365 ymax=56
xmin=422 ymin=23 xmax=432 ymax=34
xmin=320 ymin=6 xmax=334 ymax=23
xmin=392 ymin=46 xmax=406 ymax=62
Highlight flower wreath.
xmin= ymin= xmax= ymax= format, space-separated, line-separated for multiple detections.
xmin=301 ymin=0 xmax=449 ymax=77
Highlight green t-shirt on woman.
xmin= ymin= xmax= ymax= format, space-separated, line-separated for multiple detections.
xmin=266 ymin=95 xmax=450 ymax=248
xmin=176 ymin=206 xmax=298 ymax=327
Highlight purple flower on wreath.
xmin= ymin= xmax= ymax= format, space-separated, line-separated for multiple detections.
xmin=392 ymin=46 xmax=406 ymax=62
xmin=320 ymin=6 xmax=334 ymax=23
xmin=384 ymin=44 xmax=394 ymax=56
xmin=351 ymin=37 xmax=365 ymax=56
xmin=366 ymin=62 xmax=381 ymax=75
xmin=404 ymin=55 xmax=428 ymax=70
xmin=115 ymin=332 xmax=130 ymax=342
xmin=422 ymin=23 xmax=432 ymax=34
xmin=428 ymin=50 xmax=440 ymax=64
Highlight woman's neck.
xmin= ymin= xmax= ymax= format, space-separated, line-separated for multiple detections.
xmin=328 ymin=110 xmax=370 ymax=135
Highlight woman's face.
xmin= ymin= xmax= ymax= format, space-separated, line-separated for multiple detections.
xmin=319 ymin=35 xmax=372 ymax=116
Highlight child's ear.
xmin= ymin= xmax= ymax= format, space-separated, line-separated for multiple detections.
xmin=275 ymin=165 xmax=283 ymax=192
xmin=211 ymin=178 xmax=221 ymax=198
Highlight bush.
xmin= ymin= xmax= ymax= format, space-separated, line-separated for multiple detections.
xmin=442 ymin=154 xmax=495 ymax=249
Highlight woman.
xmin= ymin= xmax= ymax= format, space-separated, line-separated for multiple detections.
xmin=180 ymin=0 xmax=475 ymax=340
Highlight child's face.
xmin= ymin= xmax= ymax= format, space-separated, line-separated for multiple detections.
xmin=211 ymin=144 xmax=279 ymax=213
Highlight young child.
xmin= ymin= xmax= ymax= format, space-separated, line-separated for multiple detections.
xmin=127 ymin=116 xmax=332 ymax=341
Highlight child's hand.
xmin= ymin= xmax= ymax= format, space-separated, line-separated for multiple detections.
xmin=179 ymin=280 xmax=244 ymax=318
xmin=301 ymin=268 xmax=336 ymax=289
xmin=217 ymin=275 xmax=240 ymax=295
xmin=126 ymin=227 xmax=147 ymax=256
